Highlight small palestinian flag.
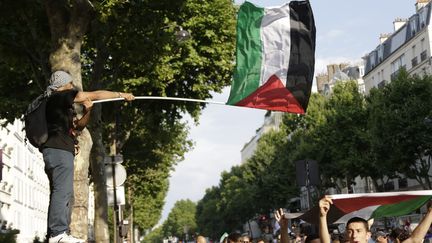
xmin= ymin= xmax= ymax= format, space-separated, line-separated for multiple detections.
xmin=227 ymin=1 xmax=316 ymax=114
xmin=292 ymin=191 xmax=432 ymax=225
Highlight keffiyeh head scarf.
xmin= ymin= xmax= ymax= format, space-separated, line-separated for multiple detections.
xmin=46 ymin=71 xmax=73 ymax=96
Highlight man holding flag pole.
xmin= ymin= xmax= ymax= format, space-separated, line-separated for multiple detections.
xmin=319 ymin=194 xmax=432 ymax=243
xmin=42 ymin=70 xmax=134 ymax=243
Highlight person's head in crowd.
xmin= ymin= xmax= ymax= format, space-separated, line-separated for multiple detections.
xmin=374 ymin=231 xmax=388 ymax=243
xmin=345 ymin=217 xmax=371 ymax=243
xmin=305 ymin=233 xmax=321 ymax=243
xmin=263 ymin=225 xmax=271 ymax=234
xmin=241 ymin=233 xmax=251 ymax=243
xmin=228 ymin=232 xmax=242 ymax=243
xmin=255 ymin=237 xmax=266 ymax=243
xmin=196 ymin=235 xmax=206 ymax=243
xmin=331 ymin=229 xmax=340 ymax=243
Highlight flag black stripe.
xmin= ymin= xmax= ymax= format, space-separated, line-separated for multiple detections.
xmin=286 ymin=1 xmax=316 ymax=112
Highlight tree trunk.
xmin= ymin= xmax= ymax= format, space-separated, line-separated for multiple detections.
xmin=89 ymin=105 xmax=111 ymax=243
xmin=88 ymin=31 xmax=111 ymax=242
xmin=71 ymin=128 xmax=93 ymax=239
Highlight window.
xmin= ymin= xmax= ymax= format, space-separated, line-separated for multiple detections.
xmin=378 ymin=45 xmax=384 ymax=62
xmin=410 ymin=15 xmax=419 ymax=36
xmin=391 ymin=54 xmax=406 ymax=80
xmin=370 ymin=51 xmax=377 ymax=68
xmin=412 ymin=56 xmax=419 ymax=67
xmin=419 ymin=6 xmax=428 ymax=28
xmin=421 ymin=50 xmax=428 ymax=61
xmin=378 ymin=80 xmax=386 ymax=88
xmin=391 ymin=54 xmax=406 ymax=73
xmin=359 ymin=66 xmax=365 ymax=77
xmin=421 ymin=38 xmax=425 ymax=51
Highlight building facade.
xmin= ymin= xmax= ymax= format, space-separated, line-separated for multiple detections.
xmin=363 ymin=0 xmax=432 ymax=93
xmin=0 ymin=119 xmax=50 ymax=242
xmin=240 ymin=111 xmax=283 ymax=164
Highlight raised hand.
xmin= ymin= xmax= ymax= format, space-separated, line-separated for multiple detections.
xmin=319 ymin=195 xmax=333 ymax=217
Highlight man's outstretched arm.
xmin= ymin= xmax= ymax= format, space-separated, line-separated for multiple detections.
xmin=75 ymin=90 xmax=135 ymax=103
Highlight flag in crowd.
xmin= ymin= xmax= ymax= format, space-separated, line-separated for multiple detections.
xmin=289 ymin=191 xmax=432 ymax=225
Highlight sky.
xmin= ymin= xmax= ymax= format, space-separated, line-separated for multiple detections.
xmin=160 ymin=0 xmax=416 ymax=223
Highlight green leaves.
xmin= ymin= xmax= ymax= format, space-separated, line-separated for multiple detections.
xmin=162 ymin=199 xmax=197 ymax=238
xmin=367 ymin=71 xmax=432 ymax=188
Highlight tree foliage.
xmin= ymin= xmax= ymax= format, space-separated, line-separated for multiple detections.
xmin=367 ymin=71 xmax=432 ymax=189
xmin=162 ymin=199 xmax=198 ymax=239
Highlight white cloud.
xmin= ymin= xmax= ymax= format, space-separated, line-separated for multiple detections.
xmin=317 ymin=29 xmax=345 ymax=42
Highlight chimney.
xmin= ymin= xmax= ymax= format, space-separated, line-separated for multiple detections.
xmin=393 ymin=18 xmax=407 ymax=31
xmin=380 ymin=33 xmax=391 ymax=43
xmin=416 ymin=0 xmax=430 ymax=11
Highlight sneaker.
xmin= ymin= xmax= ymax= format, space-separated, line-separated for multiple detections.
xmin=49 ymin=232 xmax=85 ymax=243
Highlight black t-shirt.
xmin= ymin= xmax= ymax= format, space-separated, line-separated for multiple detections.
xmin=43 ymin=89 xmax=78 ymax=154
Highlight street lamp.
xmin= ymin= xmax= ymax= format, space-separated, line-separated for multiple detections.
xmin=174 ymin=26 xmax=191 ymax=42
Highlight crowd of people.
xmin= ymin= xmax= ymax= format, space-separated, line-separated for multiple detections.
xmin=190 ymin=197 xmax=432 ymax=243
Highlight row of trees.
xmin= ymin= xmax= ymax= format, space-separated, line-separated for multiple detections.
xmin=144 ymin=199 xmax=197 ymax=243
xmin=0 ymin=0 xmax=237 ymax=241
xmin=192 ymin=72 xmax=432 ymax=239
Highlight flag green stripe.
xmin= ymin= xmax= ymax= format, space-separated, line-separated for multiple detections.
xmin=371 ymin=195 xmax=432 ymax=219
xmin=227 ymin=2 xmax=264 ymax=105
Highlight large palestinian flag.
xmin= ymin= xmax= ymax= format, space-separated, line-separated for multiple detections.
xmin=288 ymin=191 xmax=432 ymax=225
xmin=227 ymin=1 xmax=316 ymax=114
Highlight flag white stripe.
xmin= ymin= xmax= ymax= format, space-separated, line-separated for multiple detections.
xmin=260 ymin=4 xmax=291 ymax=86
xmin=329 ymin=190 xmax=432 ymax=200
xmin=334 ymin=205 xmax=380 ymax=224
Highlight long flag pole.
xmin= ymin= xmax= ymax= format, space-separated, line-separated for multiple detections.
xmin=92 ymin=96 xmax=226 ymax=105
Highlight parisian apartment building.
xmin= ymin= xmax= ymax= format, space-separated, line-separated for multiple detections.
xmin=361 ymin=0 xmax=432 ymax=192
xmin=0 ymin=119 xmax=49 ymax=242
xmin=363 ymin=0 xmax=432 ymax=93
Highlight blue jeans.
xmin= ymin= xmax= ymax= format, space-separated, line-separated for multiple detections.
xmin=42 ymin=148 xmax=75 ymax=237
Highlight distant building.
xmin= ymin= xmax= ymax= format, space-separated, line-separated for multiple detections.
xmin=240 ymin=111 xmax=283 ymax=164
xmin=316 ymin=63 xmax=365 ymax=95
xmin=363 ymin=0 xmax=432 ymax=93
xmin=0 ymin=119 xmax=49 ymax=242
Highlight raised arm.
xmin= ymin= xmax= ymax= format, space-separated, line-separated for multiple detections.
xmin=275 ymin=208 xmax=290 ymax=243
xmin=403 ymin=202 xmax=432 ymax=243
xmin=74 ymin=90 xmax=135 ymax=103
xmin=319 ymin=196 xmax=333 ymax=243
